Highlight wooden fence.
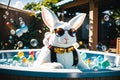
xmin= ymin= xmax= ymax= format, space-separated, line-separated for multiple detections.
xmin=0 ymin=3 xmax=45 ymax=49
xmin=0 ymin=3 xmax=31 ymax=40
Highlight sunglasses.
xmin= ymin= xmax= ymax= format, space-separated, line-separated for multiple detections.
xmin=54 ymin=28 xmax=76 ymax=37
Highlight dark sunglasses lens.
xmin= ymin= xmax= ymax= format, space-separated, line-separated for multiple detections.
xmin=68 ymin=29 xmax=76 ymax=37
xmin=54 ymin=28 xmax=64 ymax=37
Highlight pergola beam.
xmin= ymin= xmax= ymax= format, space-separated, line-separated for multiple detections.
xmin=61 ymin=0 xmax=89 ymax=10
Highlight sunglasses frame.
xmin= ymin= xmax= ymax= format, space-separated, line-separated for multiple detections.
xmin=53 ymin=28 xmax=76 ymax=37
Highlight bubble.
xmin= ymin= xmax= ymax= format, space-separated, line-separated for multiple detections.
xmin=5 ymin=11 xmax=9 ymax=15
xmin=9 ymin=40 xmax=12 ymax=43
xmin=108 ymin=23 xmax=112 ymax=26
xmin=6 ymin=22 xmax=11 ymax=27
xmin=20 ymin=24 xmax=28 ymax=33
xmin=17 ymin=41 xmax=23 ymax=47
xmin=20 ymin=21 xmax=25 ymax=26
xmin=39 ymin=30 xmax=42 ymax=33
xmin=19 ymin=17 xmax=23 ymax=21
xmin=115 ymin=19 xmax=120 ymax=26
xmin=85 ymin=24 xmax=89 ymax=30
xmin=101 ymin=45 xmax=107 ymax=51
xmin=3 ymin=15 xmax=7 ymax=19
xmin=30 ymin=39 xmax=38 ymax=47
xmin=5 ymin=43 xmax=8 ymax=46
xmin=101 ymin=20 xmax=104 ymax=24
xmin=104 ymin=15 xmax=109 ymax=21
xmin=16 ymin=29 xmax=23 ymax=37
xmin=10 ymin=29 xmax=15 ymax=35
xmin=9 ymin=36 xmax=12 ymax=40
xmin=10 ymin=18 xmax=14 ymax=23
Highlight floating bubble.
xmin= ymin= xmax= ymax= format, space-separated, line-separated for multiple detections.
xmin=5 ymin=11 xmax=9 ymax=15
xmin=10 ymin=18 xmax=14 ymax=23
xmin=20 ymin=21 xmax=25 ymax=26
xmin=9 ymin=36 xmax=12 ymax=40
xmin=6 ymin=22 xmax=11 ymax=27
xmin=30 ymin=39 xmax=38 ymax=47
xmin=115 ymin=19 xmax=120 ymax=26
xmin=85 ymin=24 xmax=89 ymax=30
xmin=9 ymin=40 xmax=12 ymax=43
xmin=39 ymin=30 xmax=42 ymax=33
xmin=16 ymin=29 xmax=23 ymax=37
xmin=101 ymin=45 xmax=107 ymax=51
xmin=19 ymin=17 xmax=23 ymax=21
xmin=17 ymin=41 xmax=23 ymax=48
xmin=5 ymin=43 xmax=8 ymax=46
xmin=20 ymin=24 xmax=28 ymax=33
xmin=104 ymin=15 xmax=109 ymax=21
xmin=3 ymin=15 xmax=7 ymax=19
xmin=10 ymin=29 xmax=15 ymax=35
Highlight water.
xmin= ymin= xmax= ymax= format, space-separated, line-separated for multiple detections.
xmin=0 ymin=50 xmax=119 ymax=69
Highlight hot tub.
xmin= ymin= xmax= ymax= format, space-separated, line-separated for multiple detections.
xmin=0 ymin=49 xmax=120 ymax=80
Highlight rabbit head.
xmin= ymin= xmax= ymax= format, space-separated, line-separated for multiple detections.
xmin=41 ymin=6 xmax=86 ymax=48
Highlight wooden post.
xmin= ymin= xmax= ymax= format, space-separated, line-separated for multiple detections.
xmin=89 ymin=0 xmax=98 ymax=50
xmin=116 ymin=37 xmax=120 ymax=54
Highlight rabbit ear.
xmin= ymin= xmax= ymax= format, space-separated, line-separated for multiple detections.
xmin=41 ymin=6 xmax=59 ymax=30
xmin=69 ymin=13 xmax=86 ymax=30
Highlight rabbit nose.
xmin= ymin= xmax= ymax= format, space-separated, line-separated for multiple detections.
xmin=64 ymin=37 xmax=69 ymax=41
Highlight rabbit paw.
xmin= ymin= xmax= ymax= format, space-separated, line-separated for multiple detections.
xmin=51 ymin=62 xmax=63 ymax=69
xmin=40 ymin=62 xmax=63 ymax=69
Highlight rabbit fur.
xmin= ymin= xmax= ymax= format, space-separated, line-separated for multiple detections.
xmin=33 ymin=6 xmax=89 ymax=70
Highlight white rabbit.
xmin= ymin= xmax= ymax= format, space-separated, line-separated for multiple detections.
xmin=43 ymin=32 xmax=51 ymax=46
xmin=33 ymin=6 xmax=89 ymax=70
